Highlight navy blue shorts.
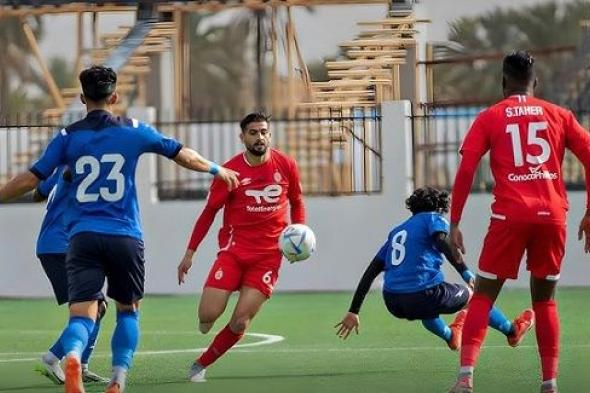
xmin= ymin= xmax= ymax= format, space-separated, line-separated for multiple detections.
xmin=38 ymin=253 xmax=69 ymax=305
xmin=67 ymin=232 xmax=145 ymax=305
xmin=383 ymin=282 xmax=470 ymax=320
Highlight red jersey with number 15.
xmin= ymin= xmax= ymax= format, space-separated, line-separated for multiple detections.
xmin=188 ymin=149 xmax=305 ymax=254
xmin=459 ymin=95 xmax=590 ymax=223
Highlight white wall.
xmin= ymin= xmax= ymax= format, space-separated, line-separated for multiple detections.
xmin=1 ymin=101 xmax=589 ymax=298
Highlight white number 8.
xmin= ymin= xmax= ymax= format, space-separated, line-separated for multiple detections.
xmin=390 ymin=230 xmax=408 ymax=266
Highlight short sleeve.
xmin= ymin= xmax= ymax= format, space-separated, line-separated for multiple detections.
xmin=427 ymin=214 xmax=450 ymax=236
xmin=459 ymin=112 xmax=491 ymax=157
xmin=30 ymin=129 xmax=68 ymax=180
xmin=375 ymin=239 xmax=389 ymax=262
xmin=36 ymin=167 xmax=62 ymax=198
xmin=139 ymin=123 xmax=183 ymax=158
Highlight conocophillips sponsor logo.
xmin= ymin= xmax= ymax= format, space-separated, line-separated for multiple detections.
xmin=507 ymin=165 xmax=558 ymax=182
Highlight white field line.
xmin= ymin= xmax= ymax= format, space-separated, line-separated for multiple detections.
xmin=0 ymin=332 xmax=284 ymax=364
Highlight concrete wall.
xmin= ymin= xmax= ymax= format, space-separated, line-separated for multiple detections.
xmin=1 ymin=101 xmax=589 ymax=298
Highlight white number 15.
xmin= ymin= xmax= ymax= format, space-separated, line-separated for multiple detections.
xmin=505 ymin=122 xmax=550 ymax=167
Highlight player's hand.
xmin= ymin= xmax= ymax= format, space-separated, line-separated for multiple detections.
xmin=335 ymin=312 xmax=360 ymax=339
xmin=450 ymin=223 xmax=465 ymax=263
xmin=578 ymin=212 xmax=590 ymax=253
xmin=467 ymin=278 xmax=475 ymax=290
xmin=215 ymin=167 xmax=240 ymax=191
xmin=177 ymin=252 xmax=194 ymax=285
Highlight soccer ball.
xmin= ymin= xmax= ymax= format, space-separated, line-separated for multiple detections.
xmin=279 ymin=224 xmax=316 ymax=262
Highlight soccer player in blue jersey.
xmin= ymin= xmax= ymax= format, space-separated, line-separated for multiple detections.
xmin=0 ymin=65 xmax=239 ymax=393
xmin=335 ymin=187 xmax=533 ymax=352
xmin=33 ymin=166 xmax=108 ymax=385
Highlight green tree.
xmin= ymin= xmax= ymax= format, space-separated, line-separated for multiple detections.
xmin=434 ymin=0 xmax=590 ymax=104
xmin=0 ymin=16 xmax=45 ymax=116
xmin=188 ymin=11 xmax=254 ymax=117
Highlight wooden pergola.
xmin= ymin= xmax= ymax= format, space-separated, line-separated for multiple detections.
xmin=0 ymin=0 xmax=424 ymax=120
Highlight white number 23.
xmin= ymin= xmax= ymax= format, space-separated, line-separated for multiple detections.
xmin=76 ymin=154 xmax=125 ymax=203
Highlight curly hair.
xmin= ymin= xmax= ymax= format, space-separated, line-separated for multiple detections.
xmin=405 ymin=187 xmax=450 ymax=215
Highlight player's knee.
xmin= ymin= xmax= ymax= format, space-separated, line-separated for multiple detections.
xmin=198 ymin=322 xmax=214 ymax=334
xmin=229 ymin=316 xmax=251 ymax=334
xmin=97 ymin=299 xmax=108 ymax=321
xmin=198 ymin=307 xmax=223 ymax=325
xmin=116 ymin=301 xmax=139 ymax=313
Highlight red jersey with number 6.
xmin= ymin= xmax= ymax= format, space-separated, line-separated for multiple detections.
xmin=459 ymin=94 xmax=590 ymax=223
xmin=188 ymin=149 xmax=305 ymax=254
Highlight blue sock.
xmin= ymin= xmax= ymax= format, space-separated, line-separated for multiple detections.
xmin=81 ymin=318 xmax=101 ymax=364
xmin=60 ymin=317 xmax=95 ymax=358
xmin=488 ymin=306 xmax=514 ymax=336
xmin=422 ymin=318 xmax=452 ymax=342
xmin=112 ymin=311 xmax=140 ymax=370
xmin=49 ymin=335 xmax=65 ymax=360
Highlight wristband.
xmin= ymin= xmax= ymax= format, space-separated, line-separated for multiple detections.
xmin=461 ymin=270 xmax=475 ymax=283
xmin=208 ymin=162 xmax=220 ymax=175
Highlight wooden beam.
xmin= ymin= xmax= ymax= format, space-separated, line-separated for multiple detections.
xmin=340 ymin=38 xmax=416 ymax=48
xmin=328 ymin=69 xmax=393 ymax=78
xmin=21 ymin=18 xmax=65 ymax=109
xmin=325 ymin=58 xmax=405 ymax=69
xmin=347 ymin=49 xmax=407 ymax=58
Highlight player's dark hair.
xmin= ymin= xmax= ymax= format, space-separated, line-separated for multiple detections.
xmin=405 ymin=187 xmax=450 ymax=215
xmin=503 ymin=50 xmax=535 ymax=84
xmin=79 ymin=65 xmax=117 ymax=102
xmin=240 ymin=111 xmax=271 ymax=132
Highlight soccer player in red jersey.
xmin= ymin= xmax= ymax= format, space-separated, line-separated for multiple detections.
xmin=448 ymin=51 xmax=590 ymax=393
xmin=176 ymin=112 xmax=306 ymax=382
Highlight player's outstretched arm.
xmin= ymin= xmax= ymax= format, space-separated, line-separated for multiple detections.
xmin=0 ymin=171 xmax=40 ymax=202
xmin=335 ymin=257 xmax=384 ymax=339
xmin=173 ymin=147 xmax=239 ymax=190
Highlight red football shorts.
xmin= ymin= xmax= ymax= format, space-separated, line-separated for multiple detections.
xmin=477 ymin=219 xmax=565 ymax=281
xmin=204 ymin=249 xmax=283 ymax=298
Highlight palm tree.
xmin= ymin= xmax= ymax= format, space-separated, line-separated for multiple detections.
xmin=0 ymin=16 xmax=46 ymax=116
xmin=434 ymin=0 xmax=590 ymax=104
xmin=187 ymin=11 xmax=255 ymax=118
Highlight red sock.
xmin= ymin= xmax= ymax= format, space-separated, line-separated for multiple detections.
xmin=533 ymin=300 xmax=560 ymax=382
xmin=198 ymin=324 xmax=244 ymax=368
xmin=460 ymin=293 xmax=493 ymax=368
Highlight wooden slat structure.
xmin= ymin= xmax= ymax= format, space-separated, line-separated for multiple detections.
xmin=285 ymin=8 xmax=425 ymax=193
xmin=42 ymin=20 xmax=177 ymax=122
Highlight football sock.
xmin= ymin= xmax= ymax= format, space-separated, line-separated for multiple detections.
xmin=488 ymin=306 xmax=514 ymax=336
xmin=112 ymin=311 xmax=140 ymax=370
xmin=60 ymin=316 xmax=95 ymax=358
xmin=43 ymin=349 xmax=62 ymax=365
xmin=533 ymin=300 xmax=560 ymax=382
xmin=460 ymin=294 xmax=493 ymax=369
xmin=421 ymin=318 xmax=452 ymax=342
xmin=198 ymin=324 xmax=244 ymax=367
xmin=47 ymin=332 xmax=65 ymax=362
xmin=81 ymin=317 xmax=101 ymax=365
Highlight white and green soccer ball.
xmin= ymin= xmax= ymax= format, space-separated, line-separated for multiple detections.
xmin=279 ymin=224 xmax=316 ymax=262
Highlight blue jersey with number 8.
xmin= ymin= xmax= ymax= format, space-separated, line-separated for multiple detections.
xmin=30 ymin=110 xmax=182 ymax=240
xmin=376 ymin=212 xmax=449 ymax=294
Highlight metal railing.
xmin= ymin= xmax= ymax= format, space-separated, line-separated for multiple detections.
xmin=155 ymin=108 xmax=382 ymax=200
xmin=412 ymin=104 xmax=589 ymax=191
xmin=0 ymin=108 xmax=382 ymax=202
